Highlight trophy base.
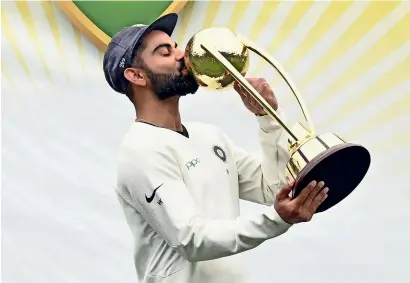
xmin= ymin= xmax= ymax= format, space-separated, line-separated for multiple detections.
xmin=291 ymin=143 xmax=371 ymax=213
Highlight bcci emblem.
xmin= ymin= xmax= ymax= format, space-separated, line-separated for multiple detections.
xmin=213 ymin=145 xmax=227 ymax=162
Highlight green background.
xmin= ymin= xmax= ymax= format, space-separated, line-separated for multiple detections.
xmin=73 ymin=1 xmax=173 ymax=37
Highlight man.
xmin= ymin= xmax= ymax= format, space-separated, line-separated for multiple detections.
xmin=103 ymin=13 xmax=328 ymax=283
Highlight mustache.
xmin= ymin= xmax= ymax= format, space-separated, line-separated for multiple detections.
xmin=178 ymin=60 xmax=187 ymax=72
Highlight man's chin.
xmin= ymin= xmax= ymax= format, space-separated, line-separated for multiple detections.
xmin=180 ymin=86 xmax=199 ymax=96
xmin=180 ymin=76 xmax=200 ymax=95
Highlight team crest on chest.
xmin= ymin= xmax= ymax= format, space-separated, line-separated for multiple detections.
xmin=212 ymin=145 xmax=227 ymax=162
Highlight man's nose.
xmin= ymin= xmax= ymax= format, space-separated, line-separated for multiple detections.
xmin=175 ymin=48 xmax=185 ymax=61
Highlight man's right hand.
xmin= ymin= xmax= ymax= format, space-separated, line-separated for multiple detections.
xmin=274 ymin=180 xmax=329 ymax=224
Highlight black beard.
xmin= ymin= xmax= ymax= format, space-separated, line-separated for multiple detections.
xmin=144 ymin=66 xmax=199 ymax=100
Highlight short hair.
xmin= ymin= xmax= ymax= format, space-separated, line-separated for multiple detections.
xmin=125 ymin=41 xmax=147 ymax=101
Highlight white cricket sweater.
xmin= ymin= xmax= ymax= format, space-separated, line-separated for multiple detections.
xmin=115 ymin=108 xmax=292 ymax=283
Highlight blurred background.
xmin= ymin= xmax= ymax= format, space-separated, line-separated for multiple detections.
xmin=2 ymin=1 xmax=410 ymax=283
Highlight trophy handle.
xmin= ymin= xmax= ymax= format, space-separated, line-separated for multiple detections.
xmin=237 ymin=34 xmax=315 ymax=137
xmin=200 ymin=43 xmax=299 ymax=142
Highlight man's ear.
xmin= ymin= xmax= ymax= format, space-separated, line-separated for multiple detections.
xmin=124 ymin=67 xmax=147 ymax=87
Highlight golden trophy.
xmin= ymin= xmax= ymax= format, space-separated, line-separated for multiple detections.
xmin=184 ymin=27 xmax=371 ymax=213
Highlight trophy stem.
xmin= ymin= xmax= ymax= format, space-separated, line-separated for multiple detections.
xmin=200 ymin=43 xmax=299 ymax=142
xmin=238 ymin=34 xmax=316 ymax=136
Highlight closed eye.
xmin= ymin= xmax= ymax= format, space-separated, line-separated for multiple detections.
xmin=152 ymin=42 xmax=179 ymax=55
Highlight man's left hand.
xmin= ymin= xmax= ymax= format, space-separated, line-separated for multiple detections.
xmin=233 ymin=77 xmax=278 ymax=116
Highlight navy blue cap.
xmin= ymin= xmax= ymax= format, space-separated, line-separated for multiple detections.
xmin=103 ymin=13 xmax=178 ymax=94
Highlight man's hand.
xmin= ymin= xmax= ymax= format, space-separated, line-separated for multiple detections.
xmin=274 ymin=180 xmax=329 ymax=224
xmin=233 ymin=77 xmax=278 ymax=115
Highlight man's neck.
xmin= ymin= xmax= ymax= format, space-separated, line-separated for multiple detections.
xmin=135 ymin=97 xmax=183 ymax=132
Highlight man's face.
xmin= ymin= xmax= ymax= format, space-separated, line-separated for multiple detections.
xmin=136 ymin=30 xmax=199 ymax=100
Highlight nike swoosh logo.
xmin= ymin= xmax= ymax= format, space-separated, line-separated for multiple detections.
xmin=145 ymin=184 xmax=163 ymax=203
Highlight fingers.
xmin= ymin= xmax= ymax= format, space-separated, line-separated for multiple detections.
xmin=311 ymin=187 xmax=329 ymax=211
xmin=234 ymin=78 xmax=262 ymax=97
xmin=233 ymin=81 xmax=242 ymax=93
xmin=304 ymin=181 xmax=325 ymax=206
xmin=274 ymin=180 xmax=329 ymax=224
xmin=235 ymin=82 xmax=264 ymax=113
xmin=275 ymin=180 xmax=295 ymax=201
xmin=245 ymin=98 xmax=263 ymax=113
xmin=250 ymin=100 xmax=264 ymax=114
xmin=234 ymin=77 xmax=276 ymax=114
xmin=293 ymin=180 xmax=317 ymax=205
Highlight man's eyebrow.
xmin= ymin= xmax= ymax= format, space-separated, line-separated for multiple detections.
xmin=152 ymin=42 xmax=178 ymax=53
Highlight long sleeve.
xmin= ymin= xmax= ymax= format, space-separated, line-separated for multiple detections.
xmin=116 ymin=145 xmax=292 ymax=263
xmin=226 ymin=108 xmax=291 ymax=205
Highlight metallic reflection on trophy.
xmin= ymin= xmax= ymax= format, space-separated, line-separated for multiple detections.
xmin=184 ymin=27 xmax=371 ymax=213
